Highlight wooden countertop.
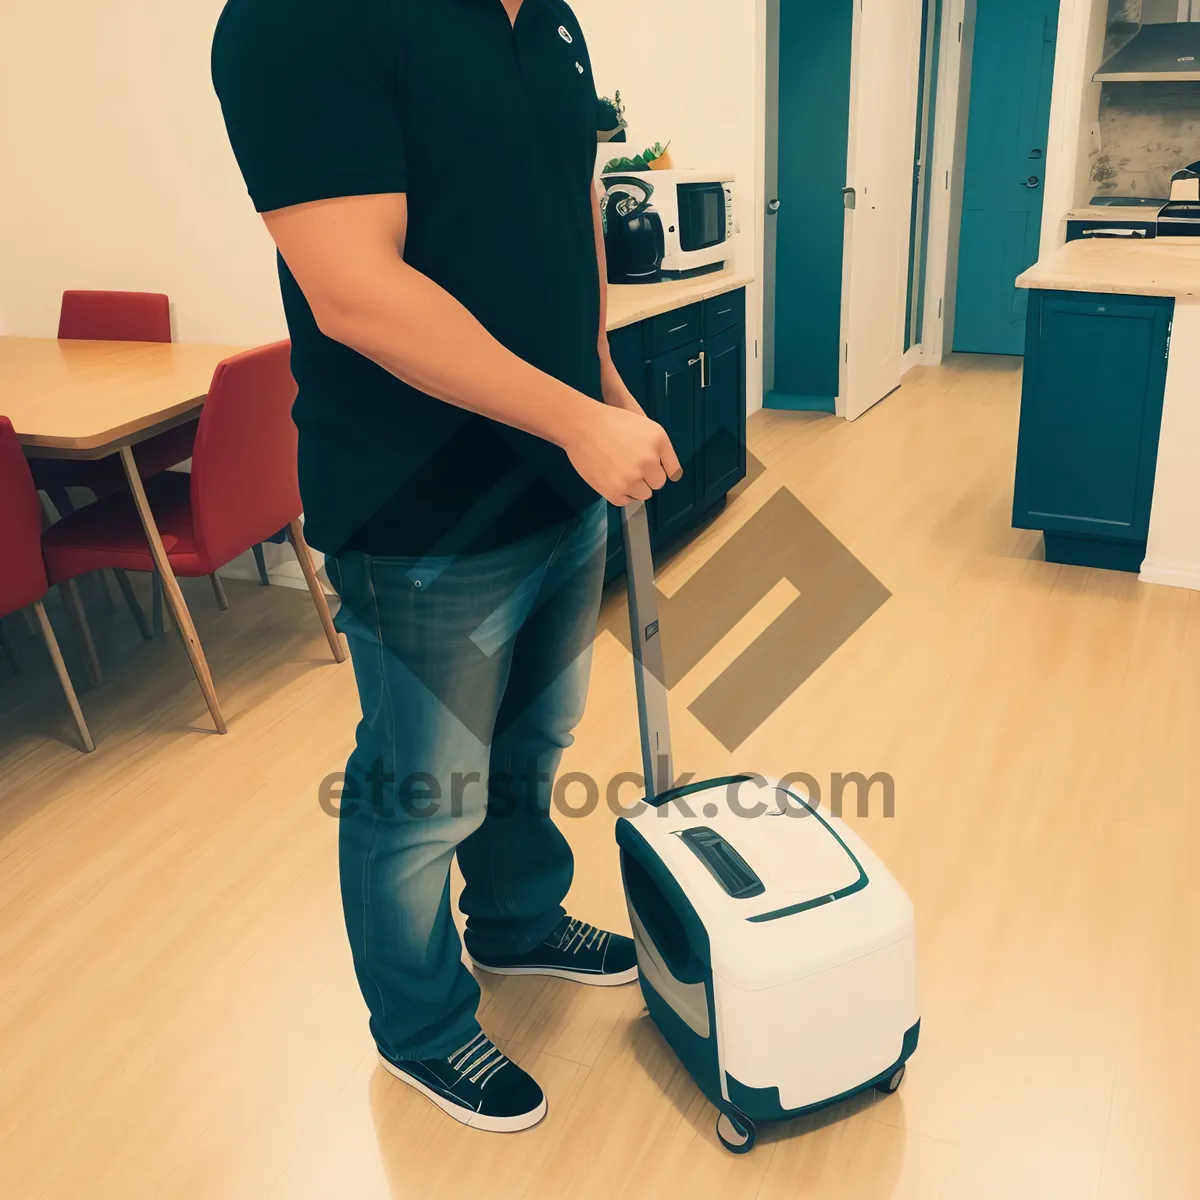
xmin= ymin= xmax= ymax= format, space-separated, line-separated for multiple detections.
xmin=607 ymin=270 xmax=755 ymax=331
xmin=1016 ymin=238 xmax=1200 ymax=300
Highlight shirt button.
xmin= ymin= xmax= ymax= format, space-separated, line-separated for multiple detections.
xmin=414 ymin=580 xmax=423 ymax=590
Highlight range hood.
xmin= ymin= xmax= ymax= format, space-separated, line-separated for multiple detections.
xmin=1095 ymin=0 xmax=1200 ymax=82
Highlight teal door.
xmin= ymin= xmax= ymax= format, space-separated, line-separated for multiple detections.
xmin=953 ymin=0 xmax=1058 ymax=356
xmin=768 ymin=0 xmax=854 ymax=412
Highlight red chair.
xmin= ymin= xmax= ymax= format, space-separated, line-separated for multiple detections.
xmin=58 ymin=289 xmax=173 ymax=342
xmin=42 ymin=341 xmax=345 ymax=734
xmin=34 ymin=292 xmax=199 ymax=507
xmin=0 ymin=417 xmax=95 ymax=752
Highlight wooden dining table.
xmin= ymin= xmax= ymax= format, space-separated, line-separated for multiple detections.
xmin=2 ymin=335 xmax=247 ymax=733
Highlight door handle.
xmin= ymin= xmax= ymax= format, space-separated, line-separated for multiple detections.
xmin=1022 ymin=176 xmax=1041 ymax=189
xmin=766 ymin=198 xmax=781 ymax=215
xmin=842 ymin=186 xmax=857 ymax=210
xmin=689 ymin=351 xmax=708 ymax=388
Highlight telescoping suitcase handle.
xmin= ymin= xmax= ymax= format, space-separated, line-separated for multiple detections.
xmin=620 ymin=502 xmax=675 ymax=799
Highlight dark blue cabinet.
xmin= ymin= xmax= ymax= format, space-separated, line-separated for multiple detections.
xmin=700 ymin=323 xmax=747 ymax=512
xmin=1013 ymin=289 xmax=1172 ymax=572
xmin=649 ymin=342 xmax=703 ymax=545
xmin=603 ymin=288 xmax=748 ymax=581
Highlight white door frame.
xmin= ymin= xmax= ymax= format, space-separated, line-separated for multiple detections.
xmin=838 ymin=0 xmax=925 ymax=420
xmin=755 ymin=0 xmax=1105 ymax=385
xmin=913 ymin=0 xmax=1108 ymax=366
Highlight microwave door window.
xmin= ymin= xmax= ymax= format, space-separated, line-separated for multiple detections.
xmin=679 ymin=184 xmax=726 ymax=252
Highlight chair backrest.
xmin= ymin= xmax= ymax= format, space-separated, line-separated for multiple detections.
xmin=58 ymin=290 xmax=172 ymax=343
xmin=189 ymin=341 xmax=301 ymax=568
xmin=0 ymin=417 xmax=51 ymax=616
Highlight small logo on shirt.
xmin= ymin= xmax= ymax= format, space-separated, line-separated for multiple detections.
xmin=576 ymin=61 xmax=584 ymax=74
xmin=559 ymin=25 xmax=573 ymax=43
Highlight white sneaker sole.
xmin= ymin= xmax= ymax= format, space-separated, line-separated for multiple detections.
xmin=471 ymin=960 xmax=639 ymax=987
xmin=377 ymin=1054 xmax=547 ymax=1133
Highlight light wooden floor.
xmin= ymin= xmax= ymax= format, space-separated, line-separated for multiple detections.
xmin=2 ymin=355 xmax=1198 ymax=1199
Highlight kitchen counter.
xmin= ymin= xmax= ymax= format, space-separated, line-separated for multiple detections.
xmin=1015 ymin=237 xmax=1200 ymax=593
xmin=1016 ymin=238 xmax=1200 ymax=299
xmin=607 ymin=269 xmax=755 ymax=331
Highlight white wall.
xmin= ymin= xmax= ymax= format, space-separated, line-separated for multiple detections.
xmin=1142 ymin=302 xmax=1200 ymax=593
xmin=1040 ymin=0 xmax=1112 ymax=255
xmin=0 ymin=0 xmax=764 ymax=402
xmin=0 ymin=1 xmax=284 ymax=345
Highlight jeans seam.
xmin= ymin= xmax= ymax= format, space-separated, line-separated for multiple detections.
xmin=361 ymin=559 xmax=392 ymax=1042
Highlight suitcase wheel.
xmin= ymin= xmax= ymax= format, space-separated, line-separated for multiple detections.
xmin=716 ymin=1109 xmax=756 ymax=1155
xmin=875 ymin=1065 xmax=906 ymax=1095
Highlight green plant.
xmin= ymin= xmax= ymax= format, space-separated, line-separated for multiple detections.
xmin=603 ymin=141 xmax=671 ymax=174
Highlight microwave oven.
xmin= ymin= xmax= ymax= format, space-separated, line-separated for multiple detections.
xmin=604 ymin=169 xmax=736 ymax=277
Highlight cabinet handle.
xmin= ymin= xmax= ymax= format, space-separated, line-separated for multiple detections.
xmin=690 ymin=350 xmax=708 ymax=388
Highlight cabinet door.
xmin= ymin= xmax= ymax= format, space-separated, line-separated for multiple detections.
xmin=648 ymin=342 xmax=702 ymax=545
xmin=699 ymin=324 xmax=747 ymax=511
xmin=1013 ymin=290 xmax=1172 ymax=543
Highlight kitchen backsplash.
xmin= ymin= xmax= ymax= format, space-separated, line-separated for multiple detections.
xmin=1090 ymin=0 xmax=1200 ymax=199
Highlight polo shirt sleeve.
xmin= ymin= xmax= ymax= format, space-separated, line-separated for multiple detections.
xmin=211 ymin=0 xmax=407 ymax=215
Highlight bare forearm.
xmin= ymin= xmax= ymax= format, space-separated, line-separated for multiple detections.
xmin=319 ymin=257 xmax=597 ymax=451
xmin=262 ymin=191 xmax=675 ymax=505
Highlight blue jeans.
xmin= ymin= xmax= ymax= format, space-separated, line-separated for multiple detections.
xmin=326 ymin=501 xmax=607 ymax=1062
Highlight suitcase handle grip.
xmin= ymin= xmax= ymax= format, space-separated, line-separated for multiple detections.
xmin=621 ymin=502 xmax=674 ymax=798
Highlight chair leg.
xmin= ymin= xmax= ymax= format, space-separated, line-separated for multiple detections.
xmin=21 ymin=607 xmax=39 ymax=637
xmin=252 ymin=543 xmax=271 ymax=587
xmin=0 ymin=617 xmax=19 ymax=672
xmin=209 ymin=573 xmax=230 ymax=612
xmin=286 ymin=519 xmax=347 ymax=664
xmin=33 ymin=600 xmax=95 ymax=752
xmin=120 ymin=447 xmax=226 ymax=734
xmin=152 ymin=570 xmax=165 ymax=636
xmin=46 ymin=486 xmax=75 ymax=521
xmin=113 ymin=570 xmax=153 ymax=640
xmin=60 ymin=578 xmax=103 ymax=688
xmin=95 ymin=569 xmax=119 ymax=613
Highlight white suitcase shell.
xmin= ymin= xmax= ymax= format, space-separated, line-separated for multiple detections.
xmin=615 ymin=507 xmax=920 ymax=1153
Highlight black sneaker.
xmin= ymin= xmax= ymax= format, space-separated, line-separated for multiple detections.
xmin=378 ymin=1032 xmax=546 ymax=1132
xmin=470 ymin=916 xmax=639 ymax=986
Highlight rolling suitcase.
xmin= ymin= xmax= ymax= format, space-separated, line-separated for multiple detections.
xmin=615 ymin=503 xmax=920 ymax=1153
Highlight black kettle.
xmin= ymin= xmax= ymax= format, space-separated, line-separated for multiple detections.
xmin=602 ymin=176 xmax=665 ymax=284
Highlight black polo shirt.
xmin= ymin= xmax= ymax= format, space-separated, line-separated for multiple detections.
xmin=212 ymin=0 xmax=604 ymax=556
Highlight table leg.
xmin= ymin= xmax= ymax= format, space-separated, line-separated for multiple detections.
xmin=119 ymin=447 xmax=226 ymax=734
